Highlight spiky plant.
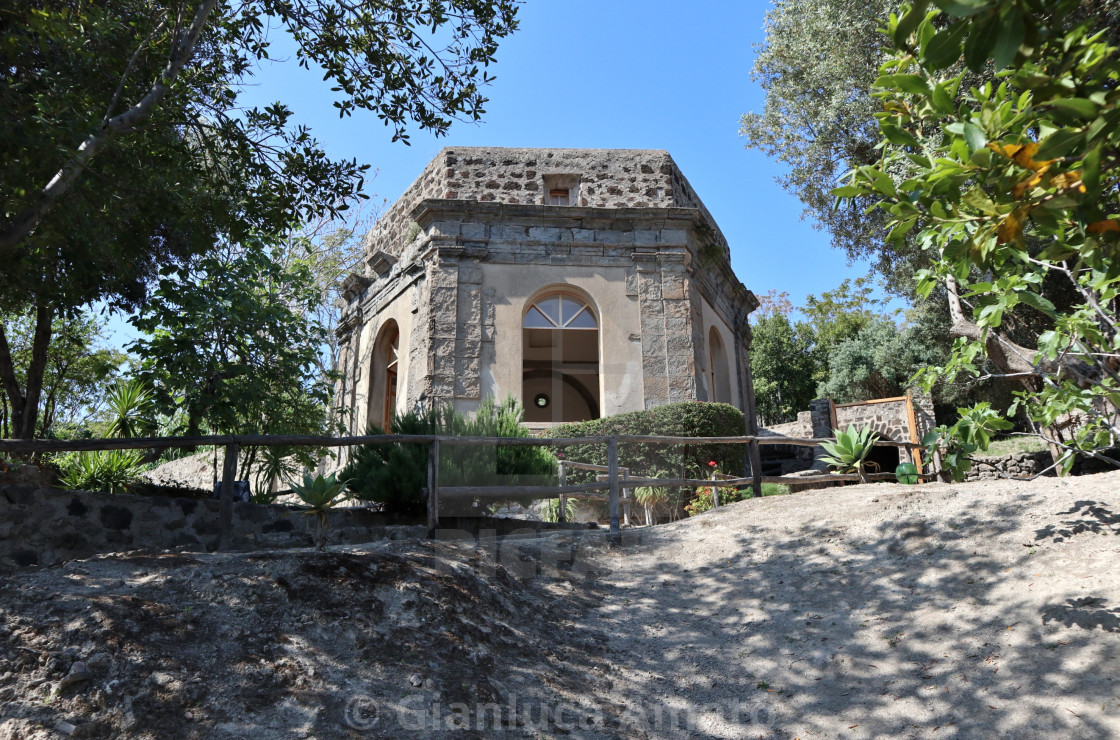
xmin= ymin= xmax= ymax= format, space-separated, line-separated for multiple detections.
xmin=820 ymin=425 xmax=880 ymax=482
xmin=289 ymin=472 xmax=349 ymax=550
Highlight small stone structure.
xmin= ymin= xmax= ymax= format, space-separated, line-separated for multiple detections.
xmin=759 ymin=393 xmax=937 ymax=479
xmin=334 ymin=147 xmax=759 ymax=440
xmin=962 ymin=450 xmax=1052 ymax=481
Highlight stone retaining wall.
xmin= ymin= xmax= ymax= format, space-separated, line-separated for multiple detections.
xmin=0 ymin=486 xmax=594 ymax=572
xmin=962 ymin=451 xmax=1053 ymax=481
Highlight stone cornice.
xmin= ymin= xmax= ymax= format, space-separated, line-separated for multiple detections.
xmin=411 ymin=199 xmax=701 ymax=230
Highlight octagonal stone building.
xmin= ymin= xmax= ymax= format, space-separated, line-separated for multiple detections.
xmin=334 ymin=147 xmax=760 ymax=433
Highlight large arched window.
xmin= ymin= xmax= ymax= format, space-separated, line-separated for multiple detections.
xmin=708 ymin=326 xmax=732 ymax=404
xmin=522 ymin=292 xmax=600 ymax=423
xmin=368 ymin=321 xmax=400 ymax=431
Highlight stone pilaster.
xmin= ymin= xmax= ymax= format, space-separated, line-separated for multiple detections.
xmin=633 ymin=252 xmax=668 ymax=408
xmin=633 ymin=248 xmax=697 ymax=409
xmin=423 ymin=249 xmax=461 ymax=408
xmin=454 ymin=259 xmax=484 ymax=401
xmin=659 ymin=248 xmax=697 ymax=403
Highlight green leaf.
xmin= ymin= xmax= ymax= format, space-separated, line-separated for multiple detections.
xmin=991 ymin=9 xmax=1025 ymax=68
xmin=881 ymin=121 xmax=922 ymax=148
xmin=877 ymin=73 xmax=933 ymax=97
xmin=963 ymin=13 xmax=999 ymax=72
xmin=1083 ymin=144 xmax=1101 ymax=196
xmin=1035 ymin=128 xmax=1085 ymax=159
xmin=931 ymin=82 xmax=955 ymax=114
xmin=1017 ymin=291 xmax=1057 ymax=317
xmin=831 ymin=185 xmax=869 ymax=198
xmin=1048 ymin=98 xmax=1100 ymax=120
xmin=936 ymin=0 xmax=993 ymax=17
xmin=893 ymin=0 xmax=931 ymax=47
xmin=923 ymin=21 xmax=970 ymax=68
xmin=962 ymin=122 xmax=987 ymax=153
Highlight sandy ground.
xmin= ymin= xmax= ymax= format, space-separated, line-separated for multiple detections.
xmin=589 ymin=471 xmax=1120 ymax=739
xmin=1 ymin=471 xmax=1119 ymax=739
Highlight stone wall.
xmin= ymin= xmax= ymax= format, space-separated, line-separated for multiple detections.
xmin=962 ymin=451 xmax=1053 ymax=481
xmin=0 ymin=486 xmax=597 ymax=572
xmin=765 ymin=411 xmax=812 ymax=439
xmin=363 ymin=147 xmax=733 ymax=264
xmin=834 ymin=399 xmax=912 ymax=442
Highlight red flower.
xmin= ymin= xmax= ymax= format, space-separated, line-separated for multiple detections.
xmin=708 ymin=460 xmax=717 ymax=467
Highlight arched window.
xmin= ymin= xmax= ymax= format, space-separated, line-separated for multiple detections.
xmin=522 ymin=292 xmax=600 ymax=423
xmin=368 ymin=321 xmax=400 ymax=431
xmin=708 ymin=326 xmax=732 ymax=404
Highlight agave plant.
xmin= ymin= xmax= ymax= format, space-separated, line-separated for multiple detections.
xmin=541 ymin=496 xmax=578 ymax=523
xmin=820 ymin=425 xmax=880 ymax=481
xmin=58 ymin=450 xmax=146 ymax=494
xmin=288 ymin=472 xmax=349 ymax=550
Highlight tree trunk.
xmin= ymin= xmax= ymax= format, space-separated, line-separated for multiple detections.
xmin=0 ymin=322 xmax=23 ymax=437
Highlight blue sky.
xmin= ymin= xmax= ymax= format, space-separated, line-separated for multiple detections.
xmin=237 ymin=0 xmax=883 ymax=305
xmin=105 ymin=0 xmax=887 ymax=346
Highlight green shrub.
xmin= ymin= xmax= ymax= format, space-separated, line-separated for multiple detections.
xmin=342 ymin=398 xmax=555 ymax=515
xmin=58 ymin=450 xmax=145 ymax=494
xmin=555 ymin=400 xmax=747 ymax=483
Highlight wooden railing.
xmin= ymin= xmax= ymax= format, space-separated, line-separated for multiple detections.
xmin=0 ymin=432 xmax=932 ymax=545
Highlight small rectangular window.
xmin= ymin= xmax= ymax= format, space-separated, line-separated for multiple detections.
xmin=548 ymin=189 xmax=570 ymax=206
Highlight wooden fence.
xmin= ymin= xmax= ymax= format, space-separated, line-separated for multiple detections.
xmin=0 ymin=432 xmax=931 ymax=546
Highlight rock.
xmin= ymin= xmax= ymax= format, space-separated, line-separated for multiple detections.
xmin=58 ymin=661 xmax=93 ymax=690
xmin=53 ymin=720 xmax=77 ymax=736
xmin=408 ymin=673 xmax=423 ymax=687
xmin=85 ymin=653 xmax=111 ymax=674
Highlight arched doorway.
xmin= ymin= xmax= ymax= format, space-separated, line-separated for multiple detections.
xmin=522 ymin=292 xmax=600 ymax=423
xmin=368 ymin=321 xmax=400 ymax=431
xmin=708 ymin=326 xmax=732 ymax=404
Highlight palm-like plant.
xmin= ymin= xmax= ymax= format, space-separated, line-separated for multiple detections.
xmin=288 ymin=472 xmax=349 ymax=550
xmin=105 ymin=380 xmax=156 ymax=439
xmin=820 ymin=425 xmax=880 ymax=482
xmin=634 ymin=469 xmax=671 ymax=526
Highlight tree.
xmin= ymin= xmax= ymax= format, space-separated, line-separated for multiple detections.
xmin=750 ymin=312 xmax=819 ymax=426
xmin=0 ymin=309 xmax=127 ymax=439
xmin=129 ymin=236 xmax=335 ymax=484
xmin=801 ymin=277 xmax=886 ymax=384
xmin=843 ymin=0 xmax=1120 ymax=469
xmin=0 ymin=0 xmax=520 ymax=438
xmin=818 ymin=316 xmax=939 ymax=402
xmin=741 ymin=0 xmax=1120 ymax=292
xmin=740 ymin=0 xmax=905 ymax=283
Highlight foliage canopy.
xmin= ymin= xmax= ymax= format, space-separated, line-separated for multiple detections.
xmin=841 ymin=0 xmax=1120 ymax=470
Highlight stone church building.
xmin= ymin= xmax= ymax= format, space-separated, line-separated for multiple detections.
xmin=334 ymin=147 xmax=760 ymax=433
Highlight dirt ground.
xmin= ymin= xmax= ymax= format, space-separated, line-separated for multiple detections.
xmin=2 ymin=470 xmax=1119 ymax=739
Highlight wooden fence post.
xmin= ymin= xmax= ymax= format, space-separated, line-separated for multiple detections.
xmin=710 ymin=469 xmax=719 ymax=509
xmin=622 ymin=469 xmax=631 ymax=526
xmin=427 ymin=439 xmax=440 ymax=539
xmin=749 ymin=438 xmax=763 ymax=498
xmin=607 ymin=435 xmax=620 ymax=537
xmin=218 ymin=442 xmax=239 ymax=552
xmin=557 ymin=459 xmax=567 ymax=523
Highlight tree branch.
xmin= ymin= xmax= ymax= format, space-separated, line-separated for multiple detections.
xmin=0 ymin=0 xmax=219 ymax=258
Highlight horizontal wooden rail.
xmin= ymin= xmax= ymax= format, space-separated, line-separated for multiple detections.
xmin=440 ymin=482 xmax=609 ymax=498
xmin=0 ymin=432 xmax=922 ymax=454
xmin=620 ymin=476 xmax=751 ymax=488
